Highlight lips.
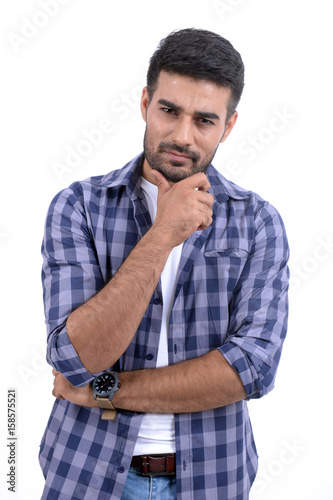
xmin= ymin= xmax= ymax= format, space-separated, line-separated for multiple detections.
xmin=164 ymin=150 xmax=191 ymax=162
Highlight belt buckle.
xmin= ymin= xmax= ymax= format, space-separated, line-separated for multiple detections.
xmin=140 ymin=454 xmax=175 ymax=476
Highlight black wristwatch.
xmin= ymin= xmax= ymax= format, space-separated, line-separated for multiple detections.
xmin=92 ymin=371 xmax=121 ymax=410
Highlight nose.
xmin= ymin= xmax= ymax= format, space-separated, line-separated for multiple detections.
xmin=170 ymin=116 xmax=194 ymax=147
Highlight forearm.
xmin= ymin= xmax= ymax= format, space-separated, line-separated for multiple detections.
xmin=53 ymin=350 xmax=246 ymax=412
xmin=114 ymin=350 xmax=246 ymax=413
xmin=67 ymin=227 xmax=172 ymax=374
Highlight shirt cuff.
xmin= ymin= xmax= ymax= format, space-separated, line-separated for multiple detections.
xmin=218 ymin=342 xmax=272 ymax=400
xmin=47 ymin=323 xmax=95 ymax=387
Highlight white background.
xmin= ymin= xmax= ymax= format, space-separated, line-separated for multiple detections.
xmin=1 ymin=1 xmax=332 ymax=498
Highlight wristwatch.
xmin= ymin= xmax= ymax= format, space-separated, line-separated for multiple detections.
xmin=92 ymin=371 xmax=121 ymax=411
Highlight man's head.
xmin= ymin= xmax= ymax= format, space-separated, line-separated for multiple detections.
xmin=141 ymin=29 xmax=244 ymax=184
xmin=146 ymin=28 xmax=244 ymax=123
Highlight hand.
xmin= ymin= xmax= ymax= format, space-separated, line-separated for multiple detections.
xmin=150 ymin=170 xmax=214 ymax=248
xmin=52 ymin=369 xmax=98 ymax=407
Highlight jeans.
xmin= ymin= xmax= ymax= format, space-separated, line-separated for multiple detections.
xmin=121 ymin=467 xmax=177 ymax=500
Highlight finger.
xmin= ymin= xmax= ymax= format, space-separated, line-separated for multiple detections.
xmin=198 ymin=206 xmax=213 ymax=229
xmin=180 ymin=172 xmax=211 ymax=192
xmin=150 ymin=170 xmax=171 ymax=196
xmin=197 ymin=213 xmax=213 ymax=230
xmin=195 ymin=190 xmax=214 ymax=208
xmin=53 ymin=372 xmax=64 ymax=393
xmin=52 ymin=388 xmax=65 ymax=400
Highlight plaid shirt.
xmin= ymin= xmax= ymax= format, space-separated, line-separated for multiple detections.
xmin=40 ymin=153 xmax=289 ymax=499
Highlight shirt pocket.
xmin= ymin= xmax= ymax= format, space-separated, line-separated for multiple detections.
xmin=203 ymin=246 xmax=249 ymax=339
xmin=204 ymin=246 xmax=249 ymax=286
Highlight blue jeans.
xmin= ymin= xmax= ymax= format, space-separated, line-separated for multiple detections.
xmin=121 ymin=467 xmax=177 ymax=500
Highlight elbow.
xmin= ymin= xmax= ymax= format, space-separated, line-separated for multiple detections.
xmin=243 ymin=351 xmax=283 ymax=400
xmin=219 ymin=341 xmax=284 ymax=401
xmin=46 ymin=322 xmax=95 ymax=387
xmin=245 ymin=368 xmax=276 ymax=400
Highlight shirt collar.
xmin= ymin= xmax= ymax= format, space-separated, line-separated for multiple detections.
xmin=205 ymin=164 xmax=251 ymax=204
xmin=99 ymin=152 xmax=251 ymax=204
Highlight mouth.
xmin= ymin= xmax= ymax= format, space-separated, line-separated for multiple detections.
xmin=163 ymin=150 xmax=192 ymax=163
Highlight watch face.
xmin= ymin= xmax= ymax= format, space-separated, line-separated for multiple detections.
xmin=93 ymin=372 xmax=116 ymax=397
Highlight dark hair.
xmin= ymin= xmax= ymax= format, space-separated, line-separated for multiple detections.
xmin=147 ymin=28 xmax=245 ymax=121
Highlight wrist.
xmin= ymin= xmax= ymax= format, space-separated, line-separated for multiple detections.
xmin=146 ymin=225 xmax=174 ymax=253
xmin=92 ymin=371 xmax=121 ymax=409
xmin=88 ymin=384 xmax=99 ymax=407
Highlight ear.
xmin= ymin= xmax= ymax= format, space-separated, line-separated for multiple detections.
xmin=140 ymin=87 xmax=149 ymax=123
xmin=220 ymin=111 xmax=238 ymax=144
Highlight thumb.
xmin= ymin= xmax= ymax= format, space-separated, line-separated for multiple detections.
xmin=150 ymin=169 xmax=171 ymax=196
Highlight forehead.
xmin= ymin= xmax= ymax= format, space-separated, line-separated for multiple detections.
xmin=151 ymin=70 xmax=231 ymax=116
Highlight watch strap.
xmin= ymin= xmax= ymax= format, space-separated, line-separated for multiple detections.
xmin=96 ymin=396 xmax=116 ymax=410
xmin=101 ymin=409 xmax=117 ymax=421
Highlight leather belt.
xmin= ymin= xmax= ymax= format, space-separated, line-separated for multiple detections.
xmin=130 ymin=454 xmax=176 ymax=476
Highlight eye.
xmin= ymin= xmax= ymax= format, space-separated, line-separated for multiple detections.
xmin=197 ymin=117 xmax=214 ymax=126
xmin=161 ymin=107 xmax=177 ymax=115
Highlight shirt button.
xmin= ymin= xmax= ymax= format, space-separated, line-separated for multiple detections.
xmin=118 ymin=466 xmax=125 ymax=474
xmin=146 ymin=353 xmax=154 ymax=361
xmin=153 ymin=298 xmax=161 ymax=305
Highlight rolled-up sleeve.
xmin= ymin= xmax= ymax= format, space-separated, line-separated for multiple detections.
xmin=41 ymin=183 xmax=105 ymax=386
xmin=218 ymin=201 xmax=289 ymax=399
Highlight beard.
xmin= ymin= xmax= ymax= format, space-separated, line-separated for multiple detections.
xmin=143 ymin=127 xmax=221 ymax=183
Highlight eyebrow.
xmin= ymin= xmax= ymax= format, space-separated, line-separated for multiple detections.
xmin=158 ymin=99 xmax=220 ymax=121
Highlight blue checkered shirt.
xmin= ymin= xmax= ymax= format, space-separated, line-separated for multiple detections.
xmin=40 ymin=153 xmax=289 ymax=499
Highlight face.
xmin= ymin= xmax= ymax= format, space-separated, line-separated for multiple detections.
xmin=141 ymin=70 xmax=238 ymax=184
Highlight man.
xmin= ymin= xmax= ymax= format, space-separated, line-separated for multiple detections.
xmin=40 ymin=28 xmax=289 ymax=499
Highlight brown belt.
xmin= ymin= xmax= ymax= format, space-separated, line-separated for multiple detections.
xmin=130 ymin=454 xmax=176 ymax=476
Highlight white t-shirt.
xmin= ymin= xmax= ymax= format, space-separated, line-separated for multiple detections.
xmin=133 ymin=177 xmax=183 ymax=455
